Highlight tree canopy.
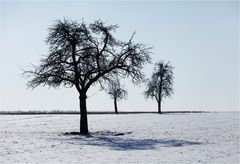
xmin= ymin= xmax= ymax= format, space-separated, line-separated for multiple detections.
xmin=145 ymin=61 xmax=174 ymax=113
xmin=107 ymin=77 xmax=127 ymax=114
xmin=24 ymin=18 xmax=152 ymax=134
xmin=24 ymin=19 xmax=151 ymax=92
xmin=107 ymin=78 xmax=127 ymax=101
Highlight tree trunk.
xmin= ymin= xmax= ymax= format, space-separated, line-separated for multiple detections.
xmin=79 ymin=92 xmax=89 ymax=134
xmin=114 ymin=97 xmax=118 ymax=114
xmin=158 ymin=77 xmax=162 ymax=114
xmin=158 ymin=100 xmax=162 ymax=114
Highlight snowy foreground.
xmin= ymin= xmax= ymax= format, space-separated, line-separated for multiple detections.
xmin=0 ymin=112 xmax=239 ymax=164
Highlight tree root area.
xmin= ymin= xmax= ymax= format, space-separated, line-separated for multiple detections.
xmin=63 ymin=130 xmax=132 ymax=136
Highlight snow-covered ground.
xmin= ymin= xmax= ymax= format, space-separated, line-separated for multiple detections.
xmin=0 ymin=112 xmax=239 ymax=164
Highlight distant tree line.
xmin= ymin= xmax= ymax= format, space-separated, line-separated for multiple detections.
xmin=0 ymin=111 xmax=207 ymax=115
xmin=23 ymin=18 xmax=174 ymax=134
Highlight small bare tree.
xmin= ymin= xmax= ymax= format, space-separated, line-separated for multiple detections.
xmin=107 ymin=78 xmax=127 ymax=114
xmin=23 ymin=18 xmax=151 ymax=134
xmin=145 ymin=61 xmax=174 ymax=113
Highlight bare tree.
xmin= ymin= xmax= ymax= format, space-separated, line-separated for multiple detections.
xmin=23 ymin=19 xmax=151 ymax=134
xmin=145 ymin=61 xmax=174 ymax=114
xmin=107 ymin=78 xmax=127 ymax=114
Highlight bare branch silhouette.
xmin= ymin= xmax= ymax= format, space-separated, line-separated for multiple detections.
xmin=145 ymin=61 xmax=174 ymax=113
xmin=107 ymin=77 xmax=127 ymax=114
xmin=23 ymin=18 xmax=152 ymax=134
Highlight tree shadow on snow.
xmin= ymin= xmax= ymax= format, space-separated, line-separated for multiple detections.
xmin=61 ymin=131 xmax=203 ymax=151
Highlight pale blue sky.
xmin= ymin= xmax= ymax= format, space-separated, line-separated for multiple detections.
xmin=0 ymin=0 xmax=239 ymax=111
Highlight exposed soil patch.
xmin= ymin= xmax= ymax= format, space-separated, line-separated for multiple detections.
xmin=63 ymin=132 xmax=82 ymax=135
xmin=93 ymin=130 xmax=132 ymax=136
xmin=63 ymin=130 xmax=132 ymax=136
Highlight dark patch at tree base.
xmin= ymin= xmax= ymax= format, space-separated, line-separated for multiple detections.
xmin=63 ymin=132 xmax=83 ymax=135
xmin=92 ymin=130 xmax=132 ymax=136
xmin=63 ymin=131 xmax=132 ymax=136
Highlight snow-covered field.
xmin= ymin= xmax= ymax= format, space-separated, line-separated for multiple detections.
xmin=0 ymin=112 xmax=239 ymax=164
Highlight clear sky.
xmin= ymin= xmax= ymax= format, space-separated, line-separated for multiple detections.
xmin=0 ymin=0 xmax=239 ymax=112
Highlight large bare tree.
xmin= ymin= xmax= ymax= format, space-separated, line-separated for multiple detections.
xmin=24 ymin=19 xmax=151 ymax=134
xmin=145 ymin=61 xmax=174 ymax=113
xmin=107 ymin=77 xmax=127 ymax=114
